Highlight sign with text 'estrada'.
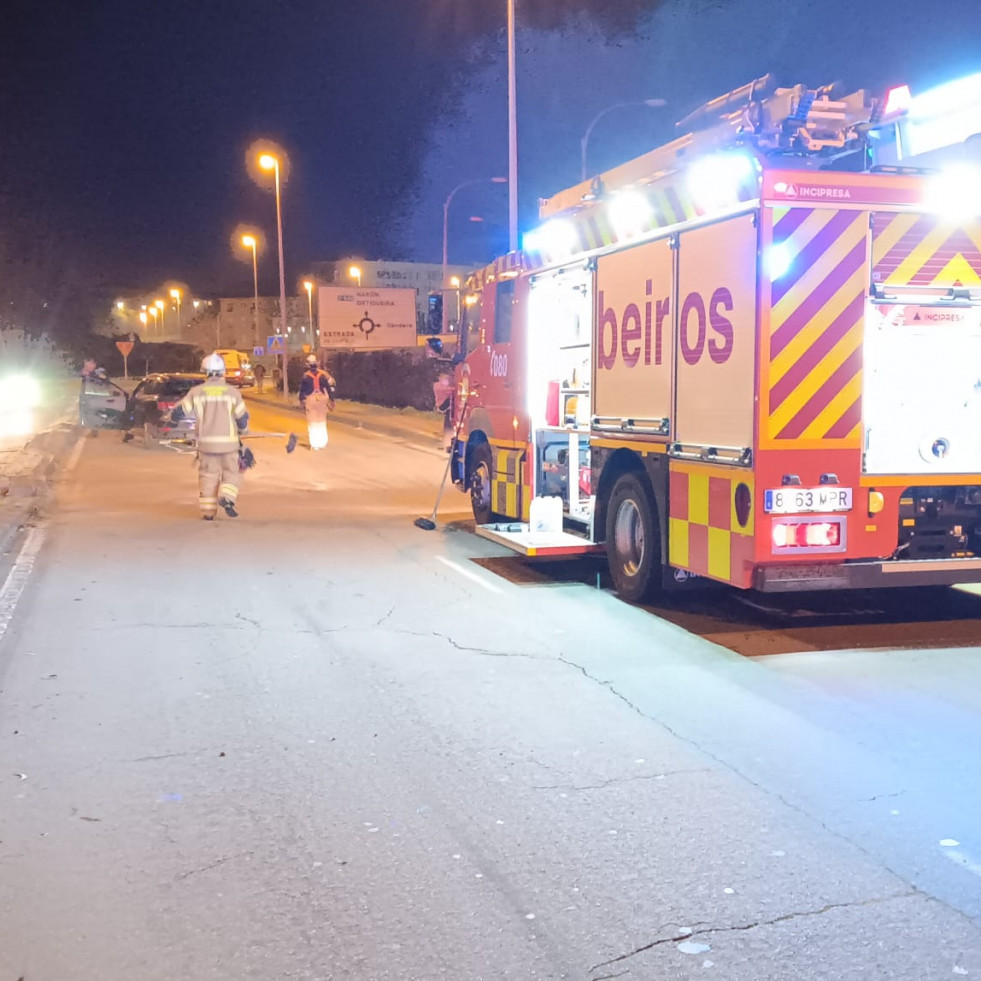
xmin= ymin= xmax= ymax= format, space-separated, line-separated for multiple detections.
xmin=317 ymin=286 xmax=417 ymax=349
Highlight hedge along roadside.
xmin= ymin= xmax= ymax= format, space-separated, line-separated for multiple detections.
xmin=285 ymin=347 xmax=452 ymax=410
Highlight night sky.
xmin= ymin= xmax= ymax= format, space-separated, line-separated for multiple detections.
xmin=2 ymin=0 xmax=981 ymax=329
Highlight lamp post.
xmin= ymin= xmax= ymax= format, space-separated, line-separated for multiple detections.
xmin=169 ymin=287 xmax=182 ymax=337
xmin=154 ymin=300 xmax=165 ymax=336
xmin=303 ymin=280 xmax=315 ymax=346
xmin=139 ymin=311 xmax=147 ymax=339
xmin=581 ymin=98 xmax=667 ymax=182
xmin=241 ymin=234 xmax=260 ymax=349
xmin=259 ymin=152 xmax=290 ymax=401
xmin=442 ymin=177 xmax=507 ymax=292
xmin=348 ymin=265 xmax=362 ymax=287
xmin=507 ymin=0 xmax=517 ymax=252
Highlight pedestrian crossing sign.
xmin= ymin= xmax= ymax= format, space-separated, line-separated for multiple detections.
xmin=266 ymin=335 xmax=286 ymax=354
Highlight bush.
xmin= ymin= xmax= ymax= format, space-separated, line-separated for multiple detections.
xmin=321 ymin=349 xmax=447 ymax=410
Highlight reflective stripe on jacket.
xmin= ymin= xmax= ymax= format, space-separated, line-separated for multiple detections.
xmin=179 ymin=380 xmax=248 ymax=454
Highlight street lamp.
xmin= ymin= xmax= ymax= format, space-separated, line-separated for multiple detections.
xmin=581 ymin=99 xmax=667 ymax=182
xmin=169 ymin=288 xmax=182 ymax=336
xmin=507 ymin=0 xmax=517 ymax=252
xmin=258 ymin=152 xmax=290 ymax=401
xmin=303 ymin=280 xmax=315 ymax=344
xmin=442 ymin=177 xmax=507 ymax=292
xmin=148 ymin=307 xmax=159 ymax=336
xmin=348 ymin=265 xmax=362 ymax=287
xmin=139 ymin=311 xmax=147 ymax=337
xmin=154 ymin=298 xmax=165 ymax=336
xmin=241 ymin=234 xmax=260 ymax=349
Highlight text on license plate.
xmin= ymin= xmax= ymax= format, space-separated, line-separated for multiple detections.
xmin=764 ymin=487 xmax=853 ymax=514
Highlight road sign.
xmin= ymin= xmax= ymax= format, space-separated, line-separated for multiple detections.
xmin=266 ymin=335 xmax=286 ymax=354
xmin=116 ymin=339 xmax=134 ymax=379
xmin=253 ymin=346 xmax=264 ymax=357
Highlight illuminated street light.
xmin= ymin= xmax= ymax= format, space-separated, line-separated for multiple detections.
xmin=443 ymin=177 xmax=507 ymax=291
xmin=116 ymin=300 xmax=125 ymax=311
xmin=303 ymin=280 xmax=315 ymax=343
xmin=581 ymin=98 xmax=667 ymax=182
xmin=154 ymin=298 xmax=165 ymax=336
xmin=258 ymin=152 xmax=289 ymax=401
xmin=241 ymin=234 xmax=260 ymax=348
xmin=348 ymin=265 xmax=362 ymax=287
xmin=148 ymin=307 xmax=159 ymax=336
xmin=169 ymin=288 xmax=182 ymax=336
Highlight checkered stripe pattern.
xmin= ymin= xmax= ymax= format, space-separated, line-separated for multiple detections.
xmin=493 ymin=446 xmax=524 ymax=519
xmin=667 ymin=465 xmax=755 ymax=588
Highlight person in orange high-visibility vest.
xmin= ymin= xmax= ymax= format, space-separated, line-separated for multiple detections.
xmin=298 ymin=354 xmax=335 ymax=450
xmin=169 ymin=352 xmax=250 ymax=520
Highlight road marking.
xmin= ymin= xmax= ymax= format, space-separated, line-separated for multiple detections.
xmin=64 ymin=435 xmax=87 ymax=473
xmin=435 ymin=555 xmax=503 ymax=594
xmin=0 ymin=526 xmax=46 ymax=647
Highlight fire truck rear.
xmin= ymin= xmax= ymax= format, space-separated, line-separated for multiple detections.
xmin=449 ymin=76 xmax=981 ymax=600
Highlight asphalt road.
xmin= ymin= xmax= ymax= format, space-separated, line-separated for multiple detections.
xmin=1 ymin=400 xmax=980 ymax=980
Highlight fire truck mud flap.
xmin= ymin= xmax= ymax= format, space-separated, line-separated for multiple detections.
xmin=474 ymin=522 xmax=604 ymax=558
xmin=754 ymin=557 xmax=981 ymax=592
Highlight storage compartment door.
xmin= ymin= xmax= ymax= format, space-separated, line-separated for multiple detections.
xmin=675 ymin=215 xmax=757 ymax=452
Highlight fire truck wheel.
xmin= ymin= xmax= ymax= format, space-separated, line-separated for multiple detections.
xmin=469 ymin=443 xmax=496 ymax=525
xmin=606 ymin=473 xmax=659 ymax=604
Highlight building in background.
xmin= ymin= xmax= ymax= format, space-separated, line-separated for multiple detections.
xmin=180 ymin=296 xmax=311 ymax=354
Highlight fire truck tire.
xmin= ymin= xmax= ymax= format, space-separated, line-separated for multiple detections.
xmin=606 ymin=473 xmax=660 ymax=604
xmin=469 ymin=443 xmax=496 ymax=525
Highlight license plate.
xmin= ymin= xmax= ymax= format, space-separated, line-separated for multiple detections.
xmin=764 ymin=487 xmax=853 ymax=514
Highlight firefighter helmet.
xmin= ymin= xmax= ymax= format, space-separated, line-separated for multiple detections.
xmin=202 ymin=352 xmax=226 ymax=376
xmin=305 ymin=354 xmax=318 ymax=367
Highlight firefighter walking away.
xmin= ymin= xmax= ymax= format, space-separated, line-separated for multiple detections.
xmin=169 ymin=352 xmax=250 ymax=520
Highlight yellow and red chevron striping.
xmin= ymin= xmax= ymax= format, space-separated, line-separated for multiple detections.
xmin=872 ymin=213 xmax=981 ymax=287
xmin=765 ymin=206 xmax=868 ymax=443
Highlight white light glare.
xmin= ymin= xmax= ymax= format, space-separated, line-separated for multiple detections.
xmin=687 ymin=153 xmax=755 ymax=213
xmin=523 ymin=219 xmax=578 ymax=260
xmin=766 ymin=242 xmax=795 ymax=280
xmin=0 ymin=375 xmax=42 ymax=411
xmin=608 ymin=189 xmax=654 ymax=240
xmin=907 ymin=73 xmax=981 ymax=158
xmin=926 ymin=163 xmax=981 ymax=220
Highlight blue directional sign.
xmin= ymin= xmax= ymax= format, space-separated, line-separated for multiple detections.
xmin=253 ymin=346 xmax=264 ymax=357
xmin=266 ymin=335 xmax=286 ymax=354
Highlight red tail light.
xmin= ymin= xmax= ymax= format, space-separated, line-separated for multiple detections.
xmin=158 ymin=400 xmax=177 ymax=411
xmin=771 ymin=518 xmax=845 ymax=552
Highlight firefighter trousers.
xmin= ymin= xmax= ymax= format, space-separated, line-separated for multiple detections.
xmin=198 ymin=451 xmax=241 ymax=517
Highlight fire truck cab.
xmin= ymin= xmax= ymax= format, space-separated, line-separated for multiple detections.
xmin=450 ymin=75 xmax=981 ymax=601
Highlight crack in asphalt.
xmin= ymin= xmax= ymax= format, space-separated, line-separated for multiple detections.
xmin=588 ymin=892 xmax=915 ymax=978
xmin=235 ymin=612 xmax=261 ymax=629
xmin=532 ymin=768 xmax=710 ymax=792
xmin=176 ymin=852 xmax=250 ymax=881
xmin=130 ymin=751 xmax=199 ymax=763
xmin=553 ymin=653 xmax=978 ymax=926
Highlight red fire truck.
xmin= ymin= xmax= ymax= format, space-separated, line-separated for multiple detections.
xmin=449 ymin=76 xmax=981 ymax=601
